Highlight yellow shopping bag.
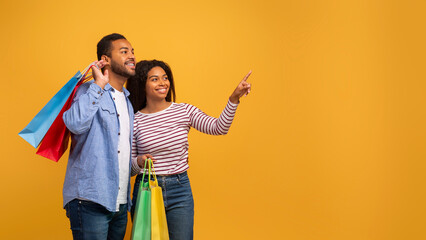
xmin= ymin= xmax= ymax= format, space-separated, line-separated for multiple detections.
xmin=149 ymin=160 xmax=169 ymax=240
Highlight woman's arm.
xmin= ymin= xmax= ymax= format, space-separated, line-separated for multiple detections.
xmin=131 ymin=134 xmax=142 ymax=176
xmin=131 ymin=126 xmax=155 ymax=176
xmin=188 ymin=71 xmax=252 ymax=135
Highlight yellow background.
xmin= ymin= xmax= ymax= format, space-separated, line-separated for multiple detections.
xmin=1 ymin=0 xmax=425 ymax=239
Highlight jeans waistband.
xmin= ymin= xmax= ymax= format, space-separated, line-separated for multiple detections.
xmin=157 ymin=171 xmax=187 ymax=177
xmin=137 ymin=171 xmax=187 ymax=181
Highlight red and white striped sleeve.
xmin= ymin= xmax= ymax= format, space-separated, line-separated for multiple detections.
xmin=186 ymin=99 xmax=239 ymax=135
xmin=131 ymin=123 xmax=143 ymax=176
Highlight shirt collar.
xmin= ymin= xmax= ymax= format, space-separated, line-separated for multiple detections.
xmin=104 ymin=83 xmax=130 ymax=97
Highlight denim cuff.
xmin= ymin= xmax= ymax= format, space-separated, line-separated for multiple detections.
xmin=87 ymin=82 xmax=104 ymax=99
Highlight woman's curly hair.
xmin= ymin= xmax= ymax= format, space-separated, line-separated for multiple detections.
xmin=127 ymin=60 xmax=176 ymax=113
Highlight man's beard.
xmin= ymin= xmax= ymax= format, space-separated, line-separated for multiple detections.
xmin=110 ymin=61 xmax=135 ymax=78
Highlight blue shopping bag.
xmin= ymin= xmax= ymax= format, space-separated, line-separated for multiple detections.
xmin=18 ymin=71 xmax=82 ymax=148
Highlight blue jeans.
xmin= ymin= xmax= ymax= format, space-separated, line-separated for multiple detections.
xmin=65 ymin=199 xmax=128 ymax=240
xmin=131 ymin=171 xmax=194 ymax=240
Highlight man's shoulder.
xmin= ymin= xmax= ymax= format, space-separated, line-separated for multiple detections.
xmin=74 ymin=80 xmax=95 ymax=96
xmin=80 ymin=80 xmax=95 ymax=90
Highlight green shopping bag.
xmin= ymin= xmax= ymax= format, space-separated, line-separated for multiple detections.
xmin=131 ymin=160 xmax=151 ymax=240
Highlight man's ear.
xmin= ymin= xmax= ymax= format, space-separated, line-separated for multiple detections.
xmin=101 ymin=55 xmax=110 ymax=63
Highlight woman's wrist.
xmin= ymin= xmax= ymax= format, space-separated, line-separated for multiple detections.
xmin=137 ymin=156 xmax=144 ymax=168
xmin=229 ymin=95 xmax=240 ymax=104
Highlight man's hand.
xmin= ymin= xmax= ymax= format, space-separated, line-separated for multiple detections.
xmin=92 ymin=60 xmax=109 ymax=89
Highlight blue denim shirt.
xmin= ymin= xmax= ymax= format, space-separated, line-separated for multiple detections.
xmin=62 ymin=80 xmax=134 ymax=212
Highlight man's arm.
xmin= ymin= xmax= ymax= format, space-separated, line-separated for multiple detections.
xmin=63 ymin=61 xmax=109 ymax=135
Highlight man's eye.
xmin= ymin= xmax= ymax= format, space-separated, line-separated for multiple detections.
xmin=122 ymin=51 xmax=127 ymax=54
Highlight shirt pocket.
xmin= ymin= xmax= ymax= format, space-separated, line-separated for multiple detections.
xmin=100 ymin=103 xmax=117 ymax=130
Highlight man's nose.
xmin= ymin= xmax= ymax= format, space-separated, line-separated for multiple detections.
xmin=129 ymin=51 xmax=135 ymax=59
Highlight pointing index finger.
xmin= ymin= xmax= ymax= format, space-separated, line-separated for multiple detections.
xmin=242 ymin=70 xmax=252 ymax=82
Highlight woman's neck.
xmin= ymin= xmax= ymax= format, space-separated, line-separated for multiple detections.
xmin=142 ymin=99 xmax=172 ymax=114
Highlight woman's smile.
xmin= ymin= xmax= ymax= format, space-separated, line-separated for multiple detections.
xmin=146 ymin=66 xmax=170 ymax=100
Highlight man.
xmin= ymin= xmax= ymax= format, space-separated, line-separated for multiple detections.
xmin=62 ymin=33 xmax=136 ymax=240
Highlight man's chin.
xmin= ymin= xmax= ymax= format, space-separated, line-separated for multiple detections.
xmin=123 ymin=68 xmax=135 ymax=77
xmin=117 ymin=70 xmax=135 ymax=79
xmin=128 ymin=70 xmax=136 ymax=77
xmin=111 ymin=64 xmax=135 ymax=79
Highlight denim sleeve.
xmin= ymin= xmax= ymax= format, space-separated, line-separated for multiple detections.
xmin=63 ymin=82 xmax=104 ymax=135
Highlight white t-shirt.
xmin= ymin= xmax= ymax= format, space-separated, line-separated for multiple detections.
xmin=111 ymin=88 xmax=131 ymax=210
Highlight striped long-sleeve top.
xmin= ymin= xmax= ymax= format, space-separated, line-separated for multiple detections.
xmin=131 ymin=100 xmax=239 ymax=175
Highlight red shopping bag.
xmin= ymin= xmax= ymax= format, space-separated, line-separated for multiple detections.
xmin=35 ymin=80 xmax=84 ymax=161
xmin=35 ymin=63 xmax=95 ymax=161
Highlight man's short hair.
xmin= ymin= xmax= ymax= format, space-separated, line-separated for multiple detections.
xmin=97 ymin=33 xmax=127 ymax=60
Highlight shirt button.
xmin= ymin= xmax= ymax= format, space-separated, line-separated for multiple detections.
xmin=113 ymin=97 xmax=115 ymax=100
xmin=92 ymin=102 xmax=95 ymax=105
xmin=117 ymin=114 xmax=120 ymax=117
xmin=97 ymin=91 xmax=101 ymax=94
xmin=118 ymin=132 xmax=121 ymax=135
xmin=118 ymin=150 xmax=120 ymax=153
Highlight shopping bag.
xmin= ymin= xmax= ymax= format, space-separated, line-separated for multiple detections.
xmin=150 ymin=160 xmax=169 ymax=240
xmin=18 ymin=71 xmax=82 ymax=148
xmin=131 ymin=160 xmax=152 ymax=240
xmin=35 ymin=80 xmax=84 ymax=161
xmin=18 ymin=63 xmax=95 ymax=148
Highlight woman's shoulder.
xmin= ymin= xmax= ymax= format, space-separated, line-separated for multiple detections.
xmin=135 ymin=102 xmax=181 ymax=117
xmin=172 ymin=102 xmax=192 ymax=108
xmin=172 ymin=102 xmax=199 ymax=111
xmin=134 ymin=111 xmax=144 ymax=121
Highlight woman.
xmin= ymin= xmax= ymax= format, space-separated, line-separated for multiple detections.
xmin=127 ymin=60 xmax=251 ymax=240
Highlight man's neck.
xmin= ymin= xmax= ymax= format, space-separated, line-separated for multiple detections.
xmin=108 ymin=72 xmax=127 ymax=92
